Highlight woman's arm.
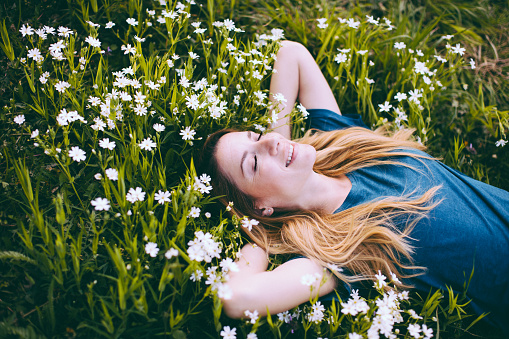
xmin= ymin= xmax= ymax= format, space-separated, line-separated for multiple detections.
xmin=268 ymin=41 xmax=341 ymax=139
xmin=221 ymin=244 xmax=337 ymax=318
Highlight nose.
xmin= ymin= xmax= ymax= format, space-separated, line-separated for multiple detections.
xmin=258 ymin=135 xmax=279 ymax=156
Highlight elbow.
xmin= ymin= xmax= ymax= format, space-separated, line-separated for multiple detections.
xmin=221 ymin=284 xmax=256 ymax=319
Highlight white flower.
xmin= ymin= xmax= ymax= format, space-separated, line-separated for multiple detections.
xmin=31 ymin=129 xmax=39 ymax=138
xmin=165 ymin=248 xmax=179 ymax=259
xmin=68 ymin=146 xmax=86 ymax=162
xmin=374 ymin=270 xmax=387 ymax=289
xmin=91 ymin=197 xmax=111 ymax=211
xmin=14 ymin=115 xmax=25 ymax=125
xmin=394 ymin=42 xmax=406 ymax=50
xmin=126 ymin=18 xmax=139 ymax=26
xmin=300 ymin=273 xmax=319 ymax=286
xmin=469 ymin=58 xmax=476 ymax=69
xmin=145 ymin=242 xmax=159 ymax=257
xmin=180 ymin=126 xmax=196 ymax=140
xmin=20 ymin=24 xmax=34 ymax=36
xmin=349 ymin=333 xmax=362 ymax=339
xmin=85 ymin=36 xmax=101 ymax=48
xmin=394 ymin=92 xmax=407 ymax=101
xmin=327 ymin=263 xmax=343 ymax=272
xmin=378 ymin=101 xmax=392 ymax=112
xmin=240 ymin=218 xmax=259 ymax=231
xmin=57 ymin=26 xmax=73 ymax=37
xmin=188 ymin=206 xmax=201 ymax=218
xmin=187 ymin=231 xmax=221 ymax=263
xmin=139 ymin=138 xmax=157 ymax=151
xmin=244 ymin=310 xmax=259 ymax=324
xmin=189 ymin=51 xmax=199 ymax=60
xmin=205 ymin=212 xmax=211 ymax=218
xmin=278 ymin=311 xmax=292 ymax=323
xmin=126 ymin=187 xmax=145 ymax=203
xmin=451 ymin=43 xmax=465 ymax=56
xmin=307 ymin=301 xmax=325 ymax=323
xmin=27 ymin=48 xmax=42 ymax=60
xmin=334 ymin=52 xmax=348 ymax=64
xmin=297 ymin=103 xmax=309 ymax=118
xmin=495 ymin=139 xmax=507 ymax=147
xmin=407 ymin=323 xmax=421 ymax=338
xmin=220 ymin=257 xmax=239 ymax=273
xmin=316 ymin=18 xmax=328 ymax=29
xmin=220 ymin=326 xmax=236 ymax=339
xmin=105 ymin=168 xmax=118 ymax=181
xmin=422 ymin=324 xmax=433 ymax=339
xmin=190 ymin=269 xmax=204 ymax=281
xmin=154 ymin=190 xmax=171 ymax=204
xmin=199 ymin=173 xmax=211 ymax=185
xmin=55 ymin=81 xmax=71 ymax=93
xmin=408 ymin=89 xmax=423 ymax=103
xmin=346 ymin=18 xmax=360 ymax=29
xmin=94 ymin=173 xmax=102 ymax=180
xmin=105 ymin=21 xmax=115 ymax=28
xmin=99 ymin=138 xmax=116 ymax=150
xmin=153 ymin=123 xmax=165 ymax=132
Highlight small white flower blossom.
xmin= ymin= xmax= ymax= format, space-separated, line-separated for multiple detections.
xmin=105 ymin=168 xmax=118 ymax=181
xmin=139 ymin=138 xmax=157 ymax=151
xmin=451 ymin=43 xmax=466 ymax=56
xmin=394 ymin=42 xmax=406 ymax=50
xmin=378 ymin=101 xmax=393 ymax=112
xmin=145 ymin=242 xmax=159 ymax=257
xmin=14 ymin=115 xmax=25 ymax=125
xmin=85 ymin=36 xmax=101 ymax=48
xmin=68 ymin=146 xmax=86 ymax=162
xmin=91 ymin=197 xmax=111 ymax=211
xmin=180 ymin=126 xmax=196 ymax=140
xmin=165 ymin=248 xmax=179 ymax=259
xmin=99 ymin=138 xmax=116 ymax=150
xmin=241 ymin=218 xmax=259 ymax=231
xmin=126 ymin=18 xmax=139 ymax=26
xmin=495 ymin=139 xmax=507 ymax=147
xmin=153 ymin=123 xmax=165 ymax=132
xmin=188 ymin=206 xmax=201 ymax=218
xmin=126 ymin=187 xmax=145 ymax=203
xmin=316 ymin=18 xmax=328 ymax=29
xmin=154 ymin=190 xmax=171 ymax=204
xmin=220 ymin=326 xmax=236 ymax=339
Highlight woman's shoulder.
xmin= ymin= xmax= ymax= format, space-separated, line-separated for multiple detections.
xmin=306 ymin=108 xmax=369 ymax=131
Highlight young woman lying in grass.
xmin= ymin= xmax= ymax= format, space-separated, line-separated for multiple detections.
xmin=198 ymin=41 xmax=509 ymax=335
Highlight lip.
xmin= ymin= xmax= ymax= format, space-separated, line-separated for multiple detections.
xmin=286 ymin=142 xmax=297 ymax=167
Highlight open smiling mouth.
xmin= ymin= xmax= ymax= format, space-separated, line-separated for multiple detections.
xmin=286 ymin=144 xmax=294 ymax=167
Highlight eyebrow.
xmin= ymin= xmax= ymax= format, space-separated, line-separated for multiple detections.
xmin=240 ymin=131 xmax=252 ymax=177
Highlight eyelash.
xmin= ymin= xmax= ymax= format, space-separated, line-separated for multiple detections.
xmin=254 ymin=132 xmax=263 ymax=172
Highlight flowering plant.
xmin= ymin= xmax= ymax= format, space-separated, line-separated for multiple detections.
xmin=0 ymin=0 xmax=506 ymax=338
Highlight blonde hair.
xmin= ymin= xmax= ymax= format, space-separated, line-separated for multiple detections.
xmin=199 ymin=127 xmax=440 ymax=286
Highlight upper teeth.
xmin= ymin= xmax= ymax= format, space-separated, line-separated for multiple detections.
xmin=286 ymin=144 xmax=294 ymax=167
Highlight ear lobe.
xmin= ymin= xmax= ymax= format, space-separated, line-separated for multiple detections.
xmin=260 ymin=207 xmax=273 ymax=217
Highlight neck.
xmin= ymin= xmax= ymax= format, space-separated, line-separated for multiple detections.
xmin=297 ymin=172 xmax=352 ymax=213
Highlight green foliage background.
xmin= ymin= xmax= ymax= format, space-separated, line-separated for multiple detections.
xmin=0 ymin=0 xmax=507 ymax=338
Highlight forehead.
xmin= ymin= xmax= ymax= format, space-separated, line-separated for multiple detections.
xmin=215 ymin=131 xmax=249 ymax=178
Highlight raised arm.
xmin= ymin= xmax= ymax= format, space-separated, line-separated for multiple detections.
xmin=221 ymin=244 xmax=337 ymax=318
xmin=268 ymin=41 xmax=341 ymax=139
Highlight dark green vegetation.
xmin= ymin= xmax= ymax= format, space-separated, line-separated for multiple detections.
xmin=0 ymin=0 xmax=507 ymax=338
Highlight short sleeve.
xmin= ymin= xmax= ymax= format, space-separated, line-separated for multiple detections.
xmin=306 ymin=108 xmax=369 ymax=131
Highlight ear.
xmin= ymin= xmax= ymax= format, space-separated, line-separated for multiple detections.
xmin=256 ymin=206 xmax=273 ymax=217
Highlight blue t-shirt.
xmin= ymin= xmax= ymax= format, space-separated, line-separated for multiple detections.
xmin=307 ymin=109 xmax=509 ymax=333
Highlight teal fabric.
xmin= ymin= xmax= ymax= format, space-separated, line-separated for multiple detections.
xmin=308 ymin=109 xmax=509 ymax=333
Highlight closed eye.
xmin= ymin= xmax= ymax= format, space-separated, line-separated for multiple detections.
xmin=257 ymin=132 xmax=263 ymax=141
xmin=254 ymin=155 xmax=258 ymax=172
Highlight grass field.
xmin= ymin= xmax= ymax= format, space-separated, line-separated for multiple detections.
xmin=0 ymin=0 xmax=508 ymax=338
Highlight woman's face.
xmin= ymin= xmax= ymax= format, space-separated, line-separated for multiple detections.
xmin=215 ymin=131 xmax=317 ymax=213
